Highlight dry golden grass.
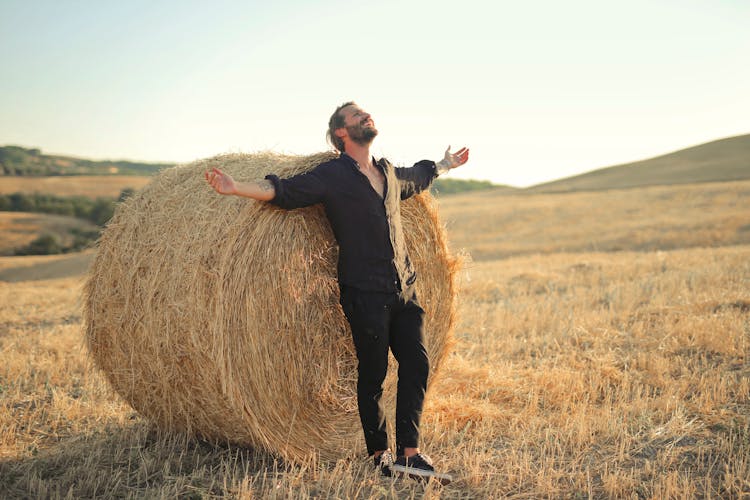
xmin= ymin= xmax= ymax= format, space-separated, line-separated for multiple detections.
xmin=439 ymin=180 xmax=750 ymax=261
xmin=0 ymin=175 xmax=152 ymax=197
xmin=0 ymin=180 xmax=748 ymax=498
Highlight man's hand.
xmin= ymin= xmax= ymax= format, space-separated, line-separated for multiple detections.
xmin=435 ymin=146 xmax=470 ymax=174
xmin=205 ymin=167 xmax=237 ymax=195
xmin=204 ymin=168 xmax=277 ymax=201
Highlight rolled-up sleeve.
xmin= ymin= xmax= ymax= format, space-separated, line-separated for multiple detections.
xmin=395 ymin=160 xmax=438 ymax=200
xmin=265 ymin=165 xmax=328 ymax=210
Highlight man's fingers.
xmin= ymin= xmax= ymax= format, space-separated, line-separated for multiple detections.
xmin=205 ymin=168 xmax=230 ymax=194
xmin=447 ymin=146 xmax=469 ymax=167
xmin=208 ymin=172 xmax=220 ymax=190
xmin=455 ymin=148 xmax=469 ymax=161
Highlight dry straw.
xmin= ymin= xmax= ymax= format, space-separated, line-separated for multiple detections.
xmin=83 ymin=151 xmax=460 ymax=463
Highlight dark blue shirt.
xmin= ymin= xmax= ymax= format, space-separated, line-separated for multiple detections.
xmin=265 ymin=153 xmax=437 ymax=294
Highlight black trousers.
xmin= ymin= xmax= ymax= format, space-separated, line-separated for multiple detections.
xmin=339 ymin=285 xmax=430 ymax=457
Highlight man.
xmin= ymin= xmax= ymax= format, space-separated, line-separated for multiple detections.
xmin=205 ymin=102 xmax=469 ymax=482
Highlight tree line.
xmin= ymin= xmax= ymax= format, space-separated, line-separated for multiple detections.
xmin=1 ymin=189 xmax=134 ymax=255
xmin=0 ymin=191 xmax=131 ymax=226
xmin=431 ymin=178 xmax=498 ymax=195
xmin=3 ymin=177 xmax=501 ymax=256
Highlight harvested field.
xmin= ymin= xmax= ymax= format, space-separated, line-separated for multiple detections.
xmin=0 ymin=178 xmax=748 ymax=498
xmin=439 ymin=179 xmax=750 ymax=261
xmin=0 ymin=175 xmax=152 ymax=198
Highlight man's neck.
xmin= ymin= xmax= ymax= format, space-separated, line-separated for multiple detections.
xmin=344 ymin=142 xmax=373 ymax=170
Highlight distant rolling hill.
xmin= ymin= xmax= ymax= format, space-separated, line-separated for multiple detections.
xmin=0 ymin=145 xmax=172 ymax=176
xmin=528 ymin=134 xmax=750 ymax=193
xmin=0 ymin=145 xmax=507 ymax=196
xmin=432 ymin=178 xmax=517 ymax=196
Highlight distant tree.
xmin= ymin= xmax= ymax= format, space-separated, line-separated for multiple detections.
xmin=72 ymin=197 xmax=90 ymax=219
xmin=90 ymin=198 xmax=115 ymax=226
xmin=68 ymin=227 xmax=100 ymax=252
xmin=431 ymin=178 xmax=496 ymax=195
xmin=118 ymin=187 xmax=136 ymax=202
xmin=15 ymin=234 xmax=62 ymax=255
xmin=9 ymin=193 xmax=34 ymax=211
xmin=0 ymin=192 xmax=119 ymax=227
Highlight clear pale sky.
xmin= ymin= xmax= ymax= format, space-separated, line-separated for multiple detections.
xmin=1 ymin=0 xmax=748 ymax=186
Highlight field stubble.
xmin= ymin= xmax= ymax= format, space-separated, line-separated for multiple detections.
xmin=0 ymin=180 xmax=749 ymax=498
xmin=439 ymin=180 xmax=750 ymax=261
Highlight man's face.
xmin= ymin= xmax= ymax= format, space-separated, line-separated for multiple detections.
xmin=338 ymin=105 xmax=378 ymax=146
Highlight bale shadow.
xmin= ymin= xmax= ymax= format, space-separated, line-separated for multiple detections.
xmin=0 ymin=422 xmax=304 ymax=499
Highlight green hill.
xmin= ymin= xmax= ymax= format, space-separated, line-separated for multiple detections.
xmin=431 ymin=177 xmax=515 ymax=195
xmin=528 ymin=133 xmax=750 ymax=193
xmin=0 ymin=145 xmax=172 ymax=176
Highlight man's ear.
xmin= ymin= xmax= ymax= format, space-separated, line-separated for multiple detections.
xmin=334 ymin=127 xmax=347 ymax=139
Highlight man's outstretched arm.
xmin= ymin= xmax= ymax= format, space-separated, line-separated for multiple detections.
xmin=396 ymin=145 xmax=470 ymax=200
xmin=205 ymin=167 xmax=276 ymax=201
xmin=435 ymin=146 xmax=470 ymax=174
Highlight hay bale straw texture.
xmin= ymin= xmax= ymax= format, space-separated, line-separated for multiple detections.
xmin=84 ymin=151 xmax=459 ymax=462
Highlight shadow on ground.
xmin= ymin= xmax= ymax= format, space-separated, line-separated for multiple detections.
xmin=0 ymin=423 xmax=294 ymax=499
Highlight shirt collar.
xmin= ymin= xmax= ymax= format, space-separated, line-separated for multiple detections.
xmin=339 ymin=152 xmax=357 ymax=167
xmin=341 ymin=152 xmax=387 ymax=171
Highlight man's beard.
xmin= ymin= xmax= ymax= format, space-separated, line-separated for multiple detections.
xmin=346 ymin=122 xmax=378 ymax=146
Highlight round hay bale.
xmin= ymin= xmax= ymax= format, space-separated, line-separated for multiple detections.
xmin=83 ymin=151 xmax=459 ymax=462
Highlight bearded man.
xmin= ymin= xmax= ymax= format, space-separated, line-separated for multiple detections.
xmin=206 ymin=101 xmax=469 ymax=482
